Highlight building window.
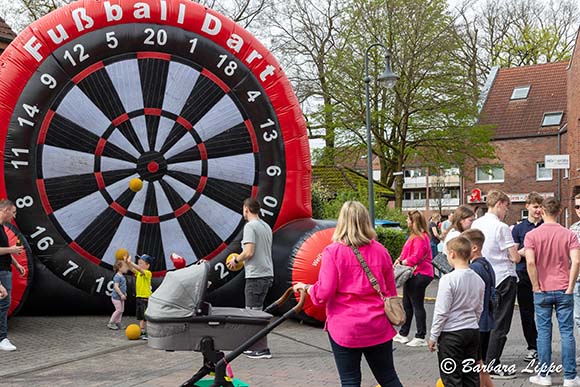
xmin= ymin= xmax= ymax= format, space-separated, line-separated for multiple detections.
xmin=476 ymin=165 xmax=504 ymax=183
xmin=404 ymin=191 xmax=412 ymax=200
xmin=521 ymin=209 xmax=528 ymax=220
xmin=536 ymin=162 xmax=553 ymax=181
xmin=541 ymin=112 xmax=563 ymax=127
xmin=510 ymin=86 xmax=530 ymax=100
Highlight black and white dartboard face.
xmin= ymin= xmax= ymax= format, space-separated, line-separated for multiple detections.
xmin=4 ymin=23 xmax=287 ymax=294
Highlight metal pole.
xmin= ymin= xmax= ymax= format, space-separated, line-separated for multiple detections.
xmin=365 ymin=43 xmax=384 ymax=228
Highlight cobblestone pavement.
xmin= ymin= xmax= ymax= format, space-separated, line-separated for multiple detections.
xmin=0 ymin=280 xmax=573 ymax=387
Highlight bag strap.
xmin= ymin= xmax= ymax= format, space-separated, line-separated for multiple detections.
xmin=350 ymin=245 xmax=386 ymax=301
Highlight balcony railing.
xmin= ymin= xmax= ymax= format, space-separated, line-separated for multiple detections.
xmin=402 ymin=198 xmax=460 ymax=210
xmin=403 ymin=175 xmax=461 ymax=189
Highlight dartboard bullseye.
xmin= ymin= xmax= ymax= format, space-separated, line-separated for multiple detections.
xmin=0 ymin=1 xmax=311 ymax=297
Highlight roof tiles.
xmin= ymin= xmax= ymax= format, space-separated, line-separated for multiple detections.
xmin=479 ymin=61 xmax=568 ymax=139
xmin=0 ymin=17 xmax=15 ymax=43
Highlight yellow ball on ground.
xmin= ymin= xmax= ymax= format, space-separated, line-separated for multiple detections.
xmin=436 ymin=378 xmax=444 ymax=387
xmin=129 ymin=178 xmax=143 ymax=192
xmin=125 ymin=324 xmax=141 ymax=340
xmin=226 ymin=253 xmax=244 ymax=271
xmin=115 ymin=248 xmax=129 ymax=261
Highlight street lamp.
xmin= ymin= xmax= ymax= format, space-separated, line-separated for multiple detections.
xmin=365 ymin=43 xmax=398 ymax=227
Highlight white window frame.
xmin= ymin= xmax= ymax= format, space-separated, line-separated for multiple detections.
xmin=510 ymin=85 xmax=530 ymax=100
xmin=475 ymin=165 xmax=504 ymax=183
xmin=541 ymin=112 xmax=563 ymax=127
xmin=536 ymin=162 xmax=553 ymax=181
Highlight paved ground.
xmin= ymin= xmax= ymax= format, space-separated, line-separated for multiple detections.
xmin=0 ymin=280 xmax=573 ymax=387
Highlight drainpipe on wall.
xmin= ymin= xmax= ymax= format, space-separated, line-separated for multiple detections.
xmin=557 ymin=123 xmax=568 ymax=204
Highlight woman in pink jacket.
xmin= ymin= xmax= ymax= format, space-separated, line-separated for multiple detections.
xmin=393 ymin=210 xmax=434 ymax=347
xmin=293 ymin=201 xmax=402 ymax=387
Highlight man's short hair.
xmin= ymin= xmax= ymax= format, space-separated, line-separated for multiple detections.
xmin=526 ymin=192 xmax=544 ymax=205
xmin=447 ymin=236 xmax=471 ymax=261
xmin=461 ymin=229 xmax=485 ymax=252
xmin=0 ymin=199 xmax=15 ymax=211
xmin=575 ymin=193 xmax=580 ymax=200
xmin=243 ymin=198 xmax=260 ymax=214
xmin=542 ymin=197 xmax=561 ymax=216
xmin=486 ymin=190 xmax=510 ymax=208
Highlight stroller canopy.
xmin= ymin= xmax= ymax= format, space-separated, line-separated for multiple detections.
xmin=147 ymin=262 xmax=209 ymax=319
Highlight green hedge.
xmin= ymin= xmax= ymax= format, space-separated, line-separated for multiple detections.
xmin=376 ymin=227 xmax=407 ymax=262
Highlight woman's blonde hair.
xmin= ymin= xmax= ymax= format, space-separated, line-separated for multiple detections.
xmin=408 ymin=210 xmax=428 ymax=238
xmin=332 ymin=201 xmax=376 ymax=247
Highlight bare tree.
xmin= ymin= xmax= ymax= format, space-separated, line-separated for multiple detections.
xmin=195 ymin=0 xmax=269 ymax=28
xmin=268 ymin=0 xmax=348 ymax=164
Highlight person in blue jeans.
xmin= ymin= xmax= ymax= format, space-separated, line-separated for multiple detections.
xmin=524 ymin=198 xmax=580 ymax=387
xmin=0 ymin=199 xmax=25 ymax=352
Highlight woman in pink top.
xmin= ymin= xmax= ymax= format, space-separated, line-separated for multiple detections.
xmin=293 ymin=201 xmax=402 ymax=387
xmin=393 ymin=210 xmax=434 ymax=347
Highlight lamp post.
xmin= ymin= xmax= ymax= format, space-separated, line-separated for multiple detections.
xmin=365 ymin=43 xmax=398 ymax=227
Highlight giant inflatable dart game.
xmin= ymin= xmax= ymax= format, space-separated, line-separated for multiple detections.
xmin=0 ymin=0 xmax=337 ymax=324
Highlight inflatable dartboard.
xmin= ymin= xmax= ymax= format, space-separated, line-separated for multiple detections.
xmin=0 ymin=0 xmax=311 ymax=297
xmin=5 ymin=223 xmax=34 ymax=317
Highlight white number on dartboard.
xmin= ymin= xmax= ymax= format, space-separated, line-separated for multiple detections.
xmin=216 ymin=54 xmax=237 ymax=76
xmin=15 ymin=196 xmax=33 ymax=208
xmin=11 ymin=148 xmax=29 ymax=169
xmin=95 ymin=277 xmax=114 ymax=296
xmin=144 ymin=28 xmax=167 ymax=46
xmin=29 ymin=226 xmax=53 ymax=251
xmin=63 ymin=44 xmax=89 ymax=67
xmin=106 ymin=31 xmax=118 ymax=49
xmin=62 ymin=260 xmax=79 ymax=277
xmin=214 ymin=262 xmax=229 ymax=280
xmin=41 ymin=74 xmax=57 ymax=89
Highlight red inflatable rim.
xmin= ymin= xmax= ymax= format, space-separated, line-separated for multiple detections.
xmin=0 ymin=0 xmax=311 ymax=231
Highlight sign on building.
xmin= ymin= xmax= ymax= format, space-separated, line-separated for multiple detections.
xmin=545 ymin=154 xmax=570 ymax=169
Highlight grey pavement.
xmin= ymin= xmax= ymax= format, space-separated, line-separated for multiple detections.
xmin=0 ymin=280 xmax=574 ymax=387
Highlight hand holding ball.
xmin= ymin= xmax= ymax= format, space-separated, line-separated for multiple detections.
xmin=115 ymin=248 xmax=129 ymax=261
xmin=129 ymin=178 xmax=143 ymax=192
xmin=226 ymin=253 xmax=243 ymax=271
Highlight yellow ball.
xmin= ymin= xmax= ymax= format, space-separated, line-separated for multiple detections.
xmin=129 ymin=178 xmax=143 ymax=192
xmin=115 ymin=248 xmax=128 ymax=261
xmin=125 ymin=324 xmax=141 ymax=340
xmin=226 ymin=253 xmax=244 ymax=271
xmin=436 ymin=378 xmax=444 ymax=387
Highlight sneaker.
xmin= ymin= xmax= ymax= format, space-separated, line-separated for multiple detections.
xmin=116 ymin=323 xmax=123 ymax=330
xmin=489 ymin=369 xmax=517 ymax=379
xmin=243 ymin=350 xmax=253 ymax=355
xmin=107 ymin=322 xmax=119 ymax=330
xmin=245 ymin=349 xmax=272 ymax=359
xmin=393 ymin=334 xmax=410 ymax=344
xmin=524 ymin=349 xmax=538 ymax=362
xmin=140 ymin=334 xmax=148 ymax=340
xmin=576 ymin=355 xmax=580 ymax=366
xmin=529 ymin=375 xmax=552 ymax=386
xmin=406 ymin=338 xmax=427 ymax=347
xmin=0 ymin=338 xmax=16 ymax=351
xmin=564 ymin=376 xmax=580 ymax=387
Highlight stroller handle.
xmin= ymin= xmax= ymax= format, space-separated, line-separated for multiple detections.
xmin=266 ymin=287 xmax=307 ymax=314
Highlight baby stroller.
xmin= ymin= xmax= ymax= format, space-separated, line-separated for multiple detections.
xmin=145 ymin=261 xmax=305 ymax=387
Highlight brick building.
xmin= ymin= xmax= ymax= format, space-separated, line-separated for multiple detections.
xmin=465 ymin=61 xmax=569 ymax=225
xmin=0 ymin=17 xmax=15 ymax=52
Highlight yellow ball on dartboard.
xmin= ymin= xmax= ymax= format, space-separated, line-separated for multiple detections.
xmin=125 ymin=324 xmax=141 ymax=340
xmin=115 ymin=248 xmax=129 ymax=261
xmin=226 ymin=253 xmax=244 ymax=271
xmin=436 ymin=378 xmax=444 ymax=387
xmin=129 ymin=178 xmax=143 ymax=192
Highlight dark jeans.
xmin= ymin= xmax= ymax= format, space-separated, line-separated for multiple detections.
xmin=438 ymin=329 xmax=480 ymax=387
xmin=516 ymin=270 xmax=537 ymax=350
xmin=329 ymin=335 xmax=402 ymax=387
xmin=486 ymin=276 xmax=517 ymax=365
xmin=245 ymin=277 xmax=273 ymax=351
xmin=479 ymin=331 xmax=491 ymax=361
xmin=399 ymin=273 xmax=433 ymax=339
xmin=0 ymin=270 xmax=11 ymax=341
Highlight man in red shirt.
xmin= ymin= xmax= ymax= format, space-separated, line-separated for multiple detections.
xmin=524 ymin=197 xmax=580 ymax=387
